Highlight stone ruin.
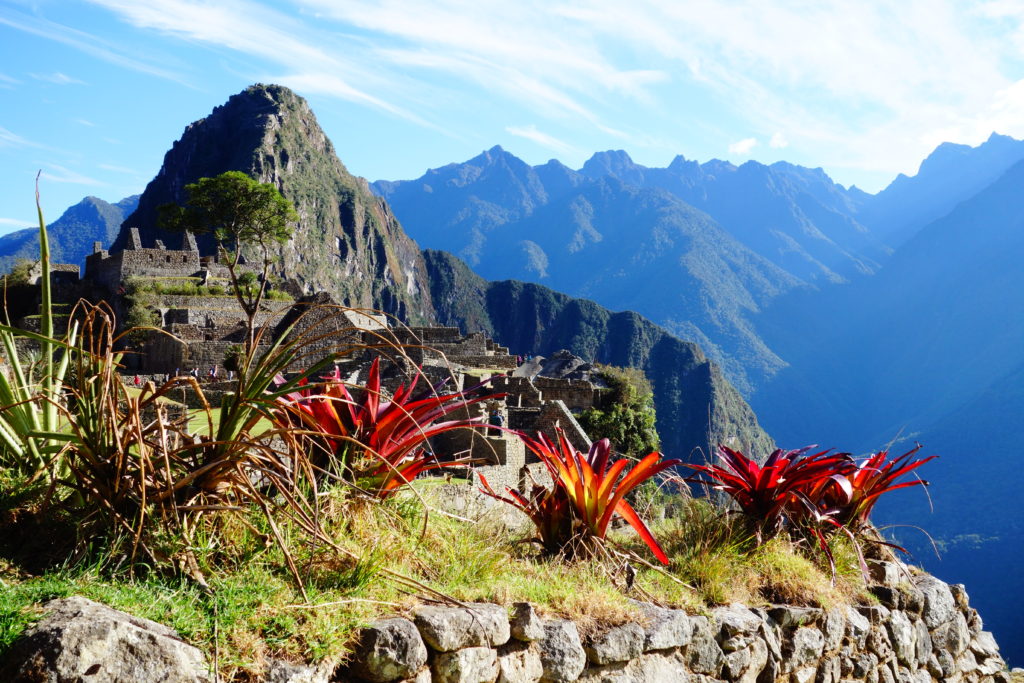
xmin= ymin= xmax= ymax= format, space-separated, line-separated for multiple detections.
xmin=68 ymin=238 xmax=615 ymax=504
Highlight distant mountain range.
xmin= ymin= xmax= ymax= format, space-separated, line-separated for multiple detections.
xmin=0 ymin=195 xmax=138 ymax=274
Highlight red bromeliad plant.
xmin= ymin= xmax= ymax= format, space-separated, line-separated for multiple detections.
xmin=686 ymin=443 xmax=937 ymax=537
xmin=275 ymin=357 xmax=503 ymax=497
xmin=480 ymin=430 xmax=680 ymax=564
xmin=827 ymin=446 xmax=937 ymax=528
xmin=685 ymin=445 xmax=856 ymax=541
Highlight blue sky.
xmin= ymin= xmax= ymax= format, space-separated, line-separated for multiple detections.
xmin=4 ymin=0 xmax=1024 ymax=235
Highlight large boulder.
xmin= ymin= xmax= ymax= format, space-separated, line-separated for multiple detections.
xmin=0 ymin=596 xmax=212 ymax=683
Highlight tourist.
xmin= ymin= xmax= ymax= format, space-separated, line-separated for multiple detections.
xmin=488 ymin=408 xmax=504 ymax=437
xmin=133 ymin=374 xmax=141 ymax=387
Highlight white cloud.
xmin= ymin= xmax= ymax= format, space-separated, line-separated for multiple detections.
xmin=48 ymin=0 xmax=1024 ymax=186
xmin=41 ymin=164 xmax=104 ymax=186
xmin=0 ymin=125 xmax=44 ymax=149
xmin=728 ymin=137 xmax=758 ymax=155
xmin=31 ymin=72 xmax=87 ymax=85
xmin=505 ymin=125 xmax=576 ymax=156
xmin=0 ymin=9 xmax=188 ymax=85
xmin=0 ymin=217 xmax=32 ymax=228
xmin=87 ymin=0 xmax=421 ymax=121
xmin=75 ymin=118 xmax=96 ymax=127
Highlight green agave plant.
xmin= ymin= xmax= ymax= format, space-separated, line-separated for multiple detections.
xmin=0 ymin=175 xmax=78 ymax=475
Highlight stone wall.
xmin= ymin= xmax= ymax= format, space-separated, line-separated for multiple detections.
xmin=340 ymin=561 xmax=1013 ymax=683
xmin=86 ymin=246 xmax=202 ymax=292
xmin=0 ymin=558 xmax=1013 ymax=683
xmin=534 ymin=400 xmax=591 ymax=454
xmin=532 ymin=377 xmax=601 ymax=413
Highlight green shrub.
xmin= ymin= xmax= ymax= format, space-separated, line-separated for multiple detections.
xmin=578 ymin=364 xmax=659 ymax=457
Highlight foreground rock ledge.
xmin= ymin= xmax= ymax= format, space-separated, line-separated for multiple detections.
xmin=1 ymin=564 xmax=1016 ymax=682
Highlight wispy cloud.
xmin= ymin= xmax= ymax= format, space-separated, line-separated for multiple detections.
xmin=0 ymin=72 xmax=19 ymax=89
xmin=728 ymin=137 xmax=758 ymax=155
xmin=0 ymin=125 xmax=45 ymax=149
xmin=31 ymin=71 xmax=87 ymax=85
xmin=0 ymin=217 xmax=33 ymax=228
xmin=46 ymin=0 xmax=1024 ymax=185
xmin=506 ymin=125 xmax=576 ymax=156
xmin=41 ymin=164 xmax=104 ymax=186
xmin=0 ymin=7 xmax=188 ymax=85
xmin=75 ymin=118 xmax=96 ymax=127
xmin=87 ymin=0 xmax=424 ymax=123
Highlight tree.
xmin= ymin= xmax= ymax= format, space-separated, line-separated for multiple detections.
xmin=159 ymin=171 xmax=298 ymax=351
xmin=578 ymin=364 xmax=660 ymax=458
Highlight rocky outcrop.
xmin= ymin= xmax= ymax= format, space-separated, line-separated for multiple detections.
xmin=2 ymin=564 xmax=1013 ymax=682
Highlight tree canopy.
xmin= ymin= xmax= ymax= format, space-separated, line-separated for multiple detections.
xmin=159 ymin=171 xmax=297 ymax=264
xmin=158 ymin=171 xmax=298 ymax=351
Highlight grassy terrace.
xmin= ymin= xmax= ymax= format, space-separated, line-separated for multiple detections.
xmin=127 ymin=276 xmax=294 ymax=301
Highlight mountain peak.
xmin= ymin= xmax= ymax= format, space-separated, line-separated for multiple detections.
xmin=110 ymin=83 xmax=433 ymax=321
xmin=580 ymin=149 xmax=646 ymax=185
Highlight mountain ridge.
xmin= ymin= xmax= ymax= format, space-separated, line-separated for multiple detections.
xmin=0 ymin=195 xmax=139 ymax=274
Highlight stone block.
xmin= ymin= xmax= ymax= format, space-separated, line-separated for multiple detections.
xmin=585 ymin=623 xmax=645 ymax=665
xmin=497 ymin=640 xmax=543 ymax=683
xmin=785 ymin=626 xmax=825 ymax=671
xmin=433 ymin=647 xmax=499 ymax=683
xmin=511 ymin=603 xmax=545 ymax=642
xmin=686 ymin=615 xmax=724 ymax=677
xmin=538 ymin=620 xmax=586 ymax=682
xmin=714 ymin=604 xmax=764 ymax=638
xmin=351 ymin=617 xmax=429 ymax=683
xmin=414 ymin=603 xmax=510 ymax=652
xmin=636 ymin=604 xmax=692 ymax=651
xmin=0 ymin=597 xmax=212 ymax=683
xmin=913 ymin=575 xmax=957 ymax=629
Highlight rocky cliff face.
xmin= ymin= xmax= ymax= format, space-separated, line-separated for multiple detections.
xmin=422 ymin=249 xmax=775 ymax=463
xmin=113 ymin=84 xmax=432 ymax=322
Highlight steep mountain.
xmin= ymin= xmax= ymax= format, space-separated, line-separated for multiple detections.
xmin=0 ymin=195 xmax=138 ymax=273
xmin=856 ymin=133 xmax=1024 ymax=248
xmin=113 ymin=84 xmax=432 ymax=322
xmin=376 ymin=148 xmax=804 ymax=393
xmin=423 ymin=249 xmax=775 ymax=464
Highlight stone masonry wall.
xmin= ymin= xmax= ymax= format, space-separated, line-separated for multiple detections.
xmin=532 ymin=377 xmax=601 ymax=413
xmin=341 ymin=560 xmax=1012 ymax=683
xmin=2 ymin=562 xmax=1012 ymax=682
